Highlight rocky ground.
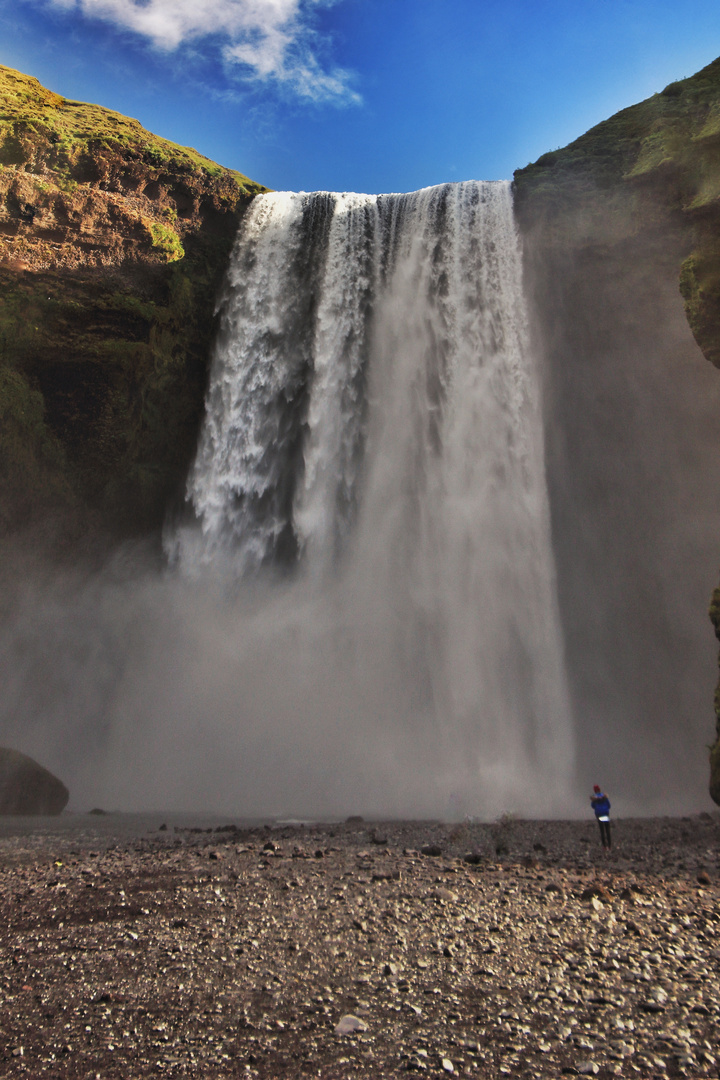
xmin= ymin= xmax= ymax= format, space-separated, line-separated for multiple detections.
xmin=0 ymin=813 xmax=719 ymax=1079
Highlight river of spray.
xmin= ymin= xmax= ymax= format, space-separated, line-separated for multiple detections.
xmin=167 ymin=181 xmax=575 ymax=818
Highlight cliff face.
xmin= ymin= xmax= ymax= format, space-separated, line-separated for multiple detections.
xmin=0 ymin=65 xmax=266 ymax=542
xmin=514 ymin=57 xmax=720 ymax=806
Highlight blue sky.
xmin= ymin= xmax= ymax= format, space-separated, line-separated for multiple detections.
xmin=1 ymin=0 xmax=720 ymax=194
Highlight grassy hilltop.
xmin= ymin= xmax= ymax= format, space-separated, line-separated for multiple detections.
xmin=0 ymin=64 xmax=266 ymax=541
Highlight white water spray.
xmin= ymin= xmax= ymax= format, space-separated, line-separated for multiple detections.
xmin=168 ymin=180 xmax=574 ymax=818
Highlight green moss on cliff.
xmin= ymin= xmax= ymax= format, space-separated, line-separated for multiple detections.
xmin=679 ymin=247 xmax=720 ymax=368
xmin=0 ymin=365 xmax=73 ymax=530
xmin=149 ymin=221 xmax=185 ymax=262
xmin=0 ymin=223 xmax=237 ymax=535
xmin=516 ymin=57 xmax=720 ymax=204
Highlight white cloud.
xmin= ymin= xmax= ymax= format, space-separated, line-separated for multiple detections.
xmin=46 ymin=0 xmax=360 ymax=103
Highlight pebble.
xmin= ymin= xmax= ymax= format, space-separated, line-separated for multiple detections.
xmin=335 ymin=1014 xmax=368 ymax=1035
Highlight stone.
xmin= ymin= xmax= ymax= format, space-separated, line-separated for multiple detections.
xmin=335 ymin=1015 xmax=368 ymax=1036
xmin=421 ymin=844 xmax=443 ymax=857
xmin=581 ymin=884 xmax=612 ymax=902
xmin=0 ymin=747 xmax=69 ymax=815
xmin=433 ymin=888 xmax=459 ymax=903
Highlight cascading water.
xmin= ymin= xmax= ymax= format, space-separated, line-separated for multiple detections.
xmin=169 ymin=180 xmax=574 ymax=818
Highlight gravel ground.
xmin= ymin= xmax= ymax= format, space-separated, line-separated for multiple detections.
xmin=1 ymin=813 xmax=719 ymax=1079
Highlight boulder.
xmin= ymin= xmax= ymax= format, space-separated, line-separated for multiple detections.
xmin=0 ymin=747 xmax=69 ymax=815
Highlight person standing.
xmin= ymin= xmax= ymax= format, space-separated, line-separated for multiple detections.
xmin=590 ymin=784 xmax=612 ymax=850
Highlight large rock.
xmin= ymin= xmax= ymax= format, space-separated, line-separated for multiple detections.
xmin=0 ymin=747 xmax=69 ymax=814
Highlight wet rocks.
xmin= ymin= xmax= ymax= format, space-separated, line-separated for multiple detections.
xmin=0 ymin=747 xmax=68 ymax=815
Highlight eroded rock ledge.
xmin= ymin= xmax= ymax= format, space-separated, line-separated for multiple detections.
xmin=0 ymin=65 xmax=265 ymax=272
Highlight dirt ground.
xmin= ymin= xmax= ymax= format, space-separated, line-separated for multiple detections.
xmin=1 ymin=813 xmax=719 ymax=1079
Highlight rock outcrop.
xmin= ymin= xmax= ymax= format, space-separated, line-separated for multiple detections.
xmin=514 ymin=57 xmax=720 ymax=806
xmin=0 ymin=747 xmax=69 ymax=814
xmin=0 ymin=64 xmax=266 ymax=543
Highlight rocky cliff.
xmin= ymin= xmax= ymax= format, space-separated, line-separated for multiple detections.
xmin=0 ymin=64 xmax=266 ymax=543
xmin=514 ymin=56 xmax=720 ymax=806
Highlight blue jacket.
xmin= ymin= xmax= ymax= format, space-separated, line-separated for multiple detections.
xmin=592 ymin=792 xmax=610 ymax=818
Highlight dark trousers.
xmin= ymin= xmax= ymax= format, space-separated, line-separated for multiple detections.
xmin=597 ymin=818 xmax=611 ymax=848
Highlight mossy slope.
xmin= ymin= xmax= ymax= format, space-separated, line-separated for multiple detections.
xmin=515 ymin=56 xmax=720 ymax=364
xmin=0 ymin=65 xmax=267 ymax=540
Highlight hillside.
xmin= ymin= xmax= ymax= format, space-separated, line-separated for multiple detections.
xmin=514 ymin=56 xmax=720 ymax=368
xmin=515 ymin=56 xmax=720 ymax=807
xmin=0 ymin=65 xmax=267 ymax=540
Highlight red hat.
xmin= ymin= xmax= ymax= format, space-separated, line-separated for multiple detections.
xmin=593 ymin=785 xmax=601 ymax=792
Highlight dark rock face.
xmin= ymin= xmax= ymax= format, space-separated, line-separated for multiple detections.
xmin=514 ymin=56 xmax=720 ymax=807
xmin=0 ymin=747 xmax=69 ymax=814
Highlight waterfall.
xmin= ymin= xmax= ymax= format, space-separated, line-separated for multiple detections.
xmin=169 ymin=180 xmax=574 ymax=818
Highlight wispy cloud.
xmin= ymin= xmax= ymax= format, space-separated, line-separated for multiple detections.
xmin=45 ymin=0 xmax=360 ymax=103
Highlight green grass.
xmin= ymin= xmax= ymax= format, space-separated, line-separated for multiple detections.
xmin=0 ymin=64 xmax=266 ymax=195
xmin=149 ymin=222 xmax=185 ymax=262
